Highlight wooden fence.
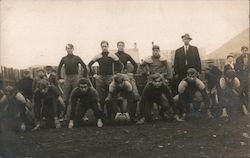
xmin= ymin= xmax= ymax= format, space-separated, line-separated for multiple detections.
xmin=0 ymin=59 xmax=227 ymax=89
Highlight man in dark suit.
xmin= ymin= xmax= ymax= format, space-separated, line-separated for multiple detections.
xmin=174 ymin=34 xmax=202 ymax=85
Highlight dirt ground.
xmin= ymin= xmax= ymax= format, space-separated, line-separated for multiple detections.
xmin=1 ymin=108 xmax=250 ymax=158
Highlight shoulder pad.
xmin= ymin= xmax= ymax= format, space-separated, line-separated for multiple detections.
xmin=108 ymin=53 xmax=119 ymax=61
xmin=92 ymin=54 xmax=103 ymax=61
xmin=159 ymin=56 xmax=167 ymax=62
xmin=144 ymin=56 xmax=153 ymax=63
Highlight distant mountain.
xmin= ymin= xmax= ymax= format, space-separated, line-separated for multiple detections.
xmin=207 ymin=28 xmax=249 ymax=59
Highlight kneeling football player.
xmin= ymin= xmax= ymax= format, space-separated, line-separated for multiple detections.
xmin=68 ymin=78 xmax=103 ymax=128
xmin=176 ymin=68 xmax=213 ymax=120
xmin=105 ymin=73 xmax=137 ymax=122
xmin=220 ymin=69 xmax=248 ymax=119
xmin=137 ymin=73 xmax=180 ymax=124
xmin=33 ymin=79 xmax=61 ymax=130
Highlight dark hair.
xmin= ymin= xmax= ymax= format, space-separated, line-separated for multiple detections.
xmin=66 ymin=43 xmax=74 ymax=49
xmin=38 ymin=79 xmax=49 ymax=89
xmin=45 ymin=66 xmax=53 ymax=71
xmin=113 ymin=73 xmax=125 ymax=83
xmin=150 ymin=73 xmax=162 ymax=81
xmin=78 ymin=78 xmax=90 ymax=87
xmin=187 ymin=68 xmax=198 ymax=75
xmin=117 ymin=41 xmax=125 ymax=46
xmin=100 ymin=41 xmax=109 ymax=46
xmin=241 ymin=46 xmax=248 ymax=51
xmin=4 ymin=86 xmax=14 ymax=95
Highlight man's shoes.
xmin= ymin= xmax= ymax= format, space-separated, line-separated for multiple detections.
xmin=136 ymin=117 xmax=145 ymax=125
xmin=68 ymin=120 xmax=74 ymax=129
xmin=20 ymin=122 xmax=26 ymax=132
xmin=97 ymin=119 xmax=103 ymax=127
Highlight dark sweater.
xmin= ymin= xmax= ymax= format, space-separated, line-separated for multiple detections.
xmin=70 ymin=87 xmax=99 ymax=120
xmin=57 ymin=54 xmax=87 ymax=79
xmin=139 ymin=82 xmax=174 ymax=106
xmin=34 ymin=85 xmax=59 ymax=106
xmin=15 ymin=77 xmax=33 ymax=100
xmin=115 ymin=51 xmax=138 ymax=73
xmin=88 ymin=52 xmax=123 ymax=76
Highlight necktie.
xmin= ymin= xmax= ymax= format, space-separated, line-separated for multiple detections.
xmin=185 ymin=46 xmax=188 ymax=65
xmin=185 ymin=46 xmax=188 ymax=54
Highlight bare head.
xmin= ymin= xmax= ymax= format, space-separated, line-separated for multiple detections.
xmin=151 ymin=73 xmax=163 ymax=88
xmin=241 ymin=46 xmax=248 ymax=54
xmin=78 ymin=78 xmax=90 ymax=94
xmin=101 ymin=41 xmax=109 ymax=53
xmin=114 ymin=73 xmax=126 ymax=88
xmin=66 ymin=43 xmax=74 ymax=55
xmin=186 ymin=68 xmax=198 ymax=82
xmin=117 ymin=41 xmax=125 ymax=52
xmin=38 ymin=79 xmax=49 ymax=94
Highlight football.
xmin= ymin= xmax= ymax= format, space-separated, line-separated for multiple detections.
xmin=115 ymin=113 xmax=129 ymax=123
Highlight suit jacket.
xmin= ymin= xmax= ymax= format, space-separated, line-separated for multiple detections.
xmin=174 ymin=45 xmax=201 ymax=80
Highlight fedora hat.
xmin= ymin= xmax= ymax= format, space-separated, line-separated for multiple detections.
xmin=181 ymin=34 xmax=192 ymax=40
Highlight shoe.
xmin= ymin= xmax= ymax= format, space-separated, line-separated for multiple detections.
xmin=68 ymin=120 xmax=74 ymax=129
xmin=220 ymin=108 xmax=228 ymax=118
xmin=54 ymin=117 xmax=61 ymax=128
xmin=136 ymin=117 xmax=145 ymax=125
xmin=97 ymin=119 xmax=103 ymax=127
xmin=242 ymin=105 xmax=249 ymax=115
xmin=31 ymin=122 xmax=41 ymax=131
xmin=174 ymin=115 xmax=184 ymax=122
xmin=20 ymin=122 xmax=26 ymax=132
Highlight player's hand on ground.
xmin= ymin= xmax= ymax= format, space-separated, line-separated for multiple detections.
xmin=68 ymin=120 xmax=74 ymax=129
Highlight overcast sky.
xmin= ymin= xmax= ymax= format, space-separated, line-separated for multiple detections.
xmin=0 ymin=0 xmax=249 ymax=69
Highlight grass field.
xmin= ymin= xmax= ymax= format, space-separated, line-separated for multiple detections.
xmin=1 ymin=109 xmax=250 ymax=158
